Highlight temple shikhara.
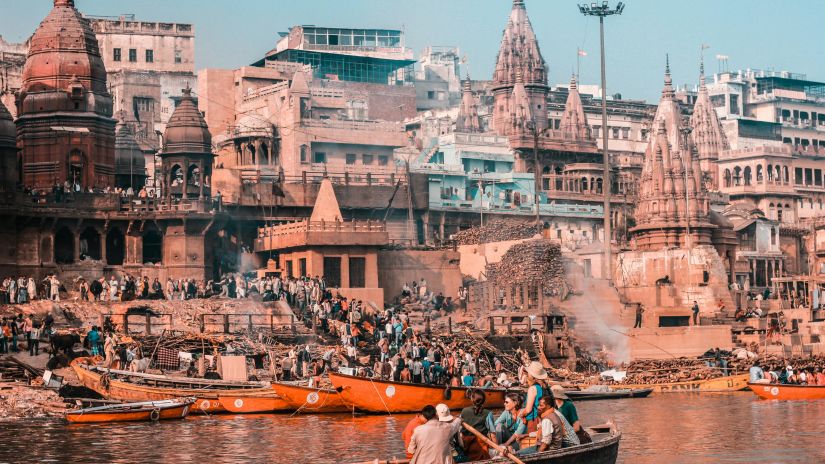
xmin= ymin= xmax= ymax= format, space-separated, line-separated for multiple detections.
xmin=2 ymin=0 xmax=825 ymax=368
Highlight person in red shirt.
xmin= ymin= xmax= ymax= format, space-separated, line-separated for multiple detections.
xmin=403 ymin=406 xmax=435 ymax=458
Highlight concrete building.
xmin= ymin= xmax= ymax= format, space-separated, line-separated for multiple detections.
xmin=415 ymin=46 xmax=462 ymax=111
xmin=89 ymin=16 xmax=197 ymax=188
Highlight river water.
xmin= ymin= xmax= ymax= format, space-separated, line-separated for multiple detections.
xmin=2 ymin=393 xmax=824 ymax=464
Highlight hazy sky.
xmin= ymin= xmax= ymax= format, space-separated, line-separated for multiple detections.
xmin=2 ymin=0 xmax=823 ymax=102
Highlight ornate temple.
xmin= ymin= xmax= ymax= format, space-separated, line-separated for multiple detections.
xmin=16 ymin=0 xmax=116 ymax=189
xmin=455 ymin=75 xmax=482 ymax=133
xmin=689 ymin=60 xmax=730 ymax=190
xmin=630 ymin=61 xmax=715 ymax=250
xmin=491 ymin=0 xmax=549 ymax=137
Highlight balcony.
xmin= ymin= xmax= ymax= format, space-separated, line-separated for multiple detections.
xmin=254 ymin=219 xmax=389 ymax=251
xmin=721 ymin=183 xmax=797 ymax=196
xmin=301 ymin=118 xmax=403 ymax=132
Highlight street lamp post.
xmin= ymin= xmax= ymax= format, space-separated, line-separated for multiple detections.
xmin=579 ymin=1 xmax=625 ymax=281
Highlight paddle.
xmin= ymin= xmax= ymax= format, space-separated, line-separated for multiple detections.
xmin=461 ymin=422 xmax=526 ymax=464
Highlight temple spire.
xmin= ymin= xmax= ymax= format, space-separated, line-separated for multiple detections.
xmin=456 ymin=73 xmax=482 ymax=133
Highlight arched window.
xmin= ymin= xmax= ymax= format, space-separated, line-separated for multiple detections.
xmin=743 ymin=166 xmax=752 ymax=186
xmin=769 ymin=202 xmax=776 ymax=220
xmin=54 ymin=227 xmax=74 ymax=264
xmin=106 ymin=227 xmax=125 ymax=265
xmin=775 ymin=165 xmax=781 ymax=183
xmin=724 ymin=169 xmax=732 ymax=187
xmin=170 ymin=164 xmax=183 ymax=186
xmin=783 ymin=166 xmax=790 ymax=184
xmin=187 ymin=164 xmax=200 ymax=186
xmin=733 ymin=167 xmax=742 ymax=186
xmin=67 ymin=149 xmax=85 ymax=187
xmin=581 ymin=177 xmax=588 ymax=192
xmin=756 ymin=165 xmax=763 ymax=183
xmin=143 ymin=229 xmax=163 ymax=264
xmin=767 ymin=164 xmax=773 ymax=181
xmin=596 ymin=178 xmax=603 ymax=194
xmin=247 ymin=143 xmax=256 ymax=165
xmin=260 ymin=143 xmax=269 ymax=164
xmin=79 ymin=227 xmax=101 ymax=261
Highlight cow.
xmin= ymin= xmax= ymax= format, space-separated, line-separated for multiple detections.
xmin=50 ymin=333 xmax=81 ymax=357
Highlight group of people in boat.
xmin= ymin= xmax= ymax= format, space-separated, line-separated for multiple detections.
xmin=404 ymin=362 xmax=588 ymax=463
xmin=750 ymin=361 xmax=825 ymax=385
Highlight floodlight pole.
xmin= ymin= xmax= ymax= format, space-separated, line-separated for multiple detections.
xmin=579 ymin=1 xmax=625 ymax=282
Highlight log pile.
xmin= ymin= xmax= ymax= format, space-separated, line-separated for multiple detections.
xmin=453 ymin=220 xmax=542 ymax=245
xmin=487 ymin=239 xmax=566 ymax=288
xmin=0 ymin=384 xmax=66 ymax=419
xmin=620 ymin=357 xmax=746 ymax=384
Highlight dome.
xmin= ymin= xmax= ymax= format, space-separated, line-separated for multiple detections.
xmin=0 ymin=100 xmax=14 ymax=148
xmin=115 ymin=116 xmax=145 ymax=173
xmin=18 ymin=0 xmax=111 ymax=116
xmin=163 ymin=87 xmax=212 ymax=154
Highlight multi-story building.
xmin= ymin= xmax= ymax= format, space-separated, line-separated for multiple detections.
xmin=0 ymin=35 xmax=27 ymax=118
xmin=415 ymin=46 xmax=462 ymax=111
xmin=89 ymin=16 xmax=197 ymax=187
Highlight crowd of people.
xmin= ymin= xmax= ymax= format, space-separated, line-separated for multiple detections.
xmin=749 ymin=362 xmax=825 ymax=385
xmin=404 ymin=362 xmax=588 ymax=462
xmin=0 ymin=313 xmax=51 ymax=356
xmin=1 ymin=275 xmax=63 ymax=303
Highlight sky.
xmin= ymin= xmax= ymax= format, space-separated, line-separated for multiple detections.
xmin=2 ymin=0 xmax=823 ymax=102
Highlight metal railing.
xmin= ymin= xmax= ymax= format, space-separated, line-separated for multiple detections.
xmin=258 ymin=219 xmax=386 ymax=238
xmin=198 ymin=313 xmax=298 ymax=334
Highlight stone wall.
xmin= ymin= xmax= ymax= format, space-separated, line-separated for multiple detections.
xmin=377 ymin=249 xmax=462 ymax=302
xmin=628 ymin=325 xmax=733 ymax=359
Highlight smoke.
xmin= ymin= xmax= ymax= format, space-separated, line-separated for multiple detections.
xmin=559 ymin=272 xmax=630 ymax=366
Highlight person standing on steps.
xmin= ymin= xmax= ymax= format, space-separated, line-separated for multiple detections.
xmin=692 ymin=301 xmax=700 ymax=325
xmin=634 ymin=304 xmax=644 ymax=328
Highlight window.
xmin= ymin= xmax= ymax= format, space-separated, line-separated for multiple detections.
xmin=795 ymin=167 xmax=803 ymax=185
xmin=128 ymin=49 xmax=137 ymax=62
xmin=285 ymin=260 xmax=293 ymax=278
xmin=145 ymin=49 xmax=154 ymax=63
xmin=298 ymin=258 xmax=307 ymax=277
xmin=323 ymin=257 xmax=342 ymax=288
xmin=300 ymin=145 xmax=309 ymax=164
xmin=622 ymin=128 xmax=630 ymax=139
xmin=113 ymin=48 xmax=121 ymax=62
xmin=313 ymin=152 xmax=327 ymax=163
xmin=611 ymin=127 xmax=620 ymax=139
xmin=133 ymin=97 xmax=154 ymax=112
xmin=362 ymin=154 xmax=373 ymax=165
xmin=729 ymin=95 xmax=740 ymax=114
xmin=378 ymin=155 xmax=389 ymax=166
xmin=816 ymin=169 xmax=823 ymax=186
xmin=174 ymin=50 xmax=182 ymax=64
xmin=484 ymin=160 xmax=495 ymax=173
xmin=710 ymin=95 xmax=725 ymax=108
xmin=349 ymin=257 xmax=366 ymax=288
xmin=427 ymin=91 xmax=436 ymax=100
xmin=346 ymin=153 xmax=357 ymax=165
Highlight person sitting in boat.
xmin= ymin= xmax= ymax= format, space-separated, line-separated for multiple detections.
xmin=551 ymin=385 xmax=589 ymax=444
xmin=516 ymin=361 xmax=549 ymax=433
xmin=518 ymin=395 xmax=563 ymax=455
xmin=749 ymin=362 xmax=769 ymax=384
xmin=495 ymin=393 xmax=527 ymax=453
xmin=403 ymin=406 xmax=433 ymax=459
xmin=460 ymin=390 xmax=495 ymax=461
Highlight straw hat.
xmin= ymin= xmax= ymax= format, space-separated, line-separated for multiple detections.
xmin=525 ymin=361 xmax=548 ymax=380
xmin=436 ymin=403 xmax=453 ymax=422
xmin=550 ymin=384 xmax=569 ymax=400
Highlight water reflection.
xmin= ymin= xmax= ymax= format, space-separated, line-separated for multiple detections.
xmin=2 ymin=394 xmax=825 ymax=463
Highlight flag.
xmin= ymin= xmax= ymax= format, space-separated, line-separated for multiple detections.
xmin=701 ymin=44 xmax=710 ymax=50
xmin=577 ymin=49 xmax=587 ymax=57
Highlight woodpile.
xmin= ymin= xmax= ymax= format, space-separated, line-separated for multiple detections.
xmin=488 ymin=239 xmax=566 ymax=289
xmin=0 ymin=384 xmax=66 ymax=419
xmin=620 ymin=357 xmax=746 ymax=384
xmin=453 ymin=220 xmax=542 ymax=245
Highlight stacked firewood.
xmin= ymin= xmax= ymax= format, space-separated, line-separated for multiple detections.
xmin=487 ymin=239 xmax=566 ymax=288
xmin=620 ymin=357 xmax=744 ymax=384
xmin=453 ymin=220 xmax=542 ymax=245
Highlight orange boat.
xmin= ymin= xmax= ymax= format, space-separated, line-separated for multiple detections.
xmin=749 ymin=383 xmax=825 ymax=400
xmin=72 ymin=358 xmax=274 ymax=414
xmin=328 ymin=372 xmax=508 ymax=414
xmin=271 ymin=381 xmax=351 ymax=413
xmin=218 ymin=393 xmax=292 ymax=413
xmin=66 ymin=397 xmax=195 ymax=423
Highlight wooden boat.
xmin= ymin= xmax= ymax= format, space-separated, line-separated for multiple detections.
xmin=565 ymin=387 xmax=652 ymax=401
xmin=218 ymin=393 xmax=292 ymax=413
xmin=355 ymin=422 xmax=621 ymax=464
xmin=329 ymin=372 xmax=508 ymax=414
xmin=271 ymin=381 xmax=351 ymax=413
xmin=604 ymin=373 xmax=750 ymax=393
xmin=71 ymin=358 xmax=274 ymax=414
xmin=66 ymin=397 xmax=195 ymax=423
xmin=749 ymin=383 xmax=825 ymax=400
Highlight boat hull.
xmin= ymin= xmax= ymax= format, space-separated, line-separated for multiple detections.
xmin=71 ymin=360 xmax=273 ymax=414
xmin=66 ymin=400 xmax=193 ymax=424
xmin=218 ymin=394 xmax=292 ymax=413
xmin=749 ymin=383 xmax=825 ymax=400
xmin=271 ymin=382 xmax=351 ymax=413
xmin=329 ymin=372 xmax=507 ymax=414
xmin=565 ymin=388 xmax=652 ymax=401
xmin=607 ymin=374 xmax=750 ymax=393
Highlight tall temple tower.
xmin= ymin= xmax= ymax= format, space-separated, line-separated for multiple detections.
xmin=455 ymin=75 xmax=482 ymax=133
xmin=161 ymin=87 xmax=214 ymax=201
xmin=690 ymin=60 xmax=729 ymax=190
xmin=559 ymin=74 xmax=593 ymax=141
xmin=630 ymin=61 xmax=715 ymax=250
xmin=491 ymin=0 xmax=549 ymax=137
xmin=16 ymin=0 xmax=115 ymax=189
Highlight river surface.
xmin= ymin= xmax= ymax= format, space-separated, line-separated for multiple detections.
xmin=2 ymin=393 xmax=824 ymax=464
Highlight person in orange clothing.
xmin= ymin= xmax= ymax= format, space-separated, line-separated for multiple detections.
xmin=403 ymin=405 xmax=435 ymax=458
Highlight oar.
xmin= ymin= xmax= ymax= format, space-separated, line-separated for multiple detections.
xmin=461 ymin=422 xmax=525 ymax=464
